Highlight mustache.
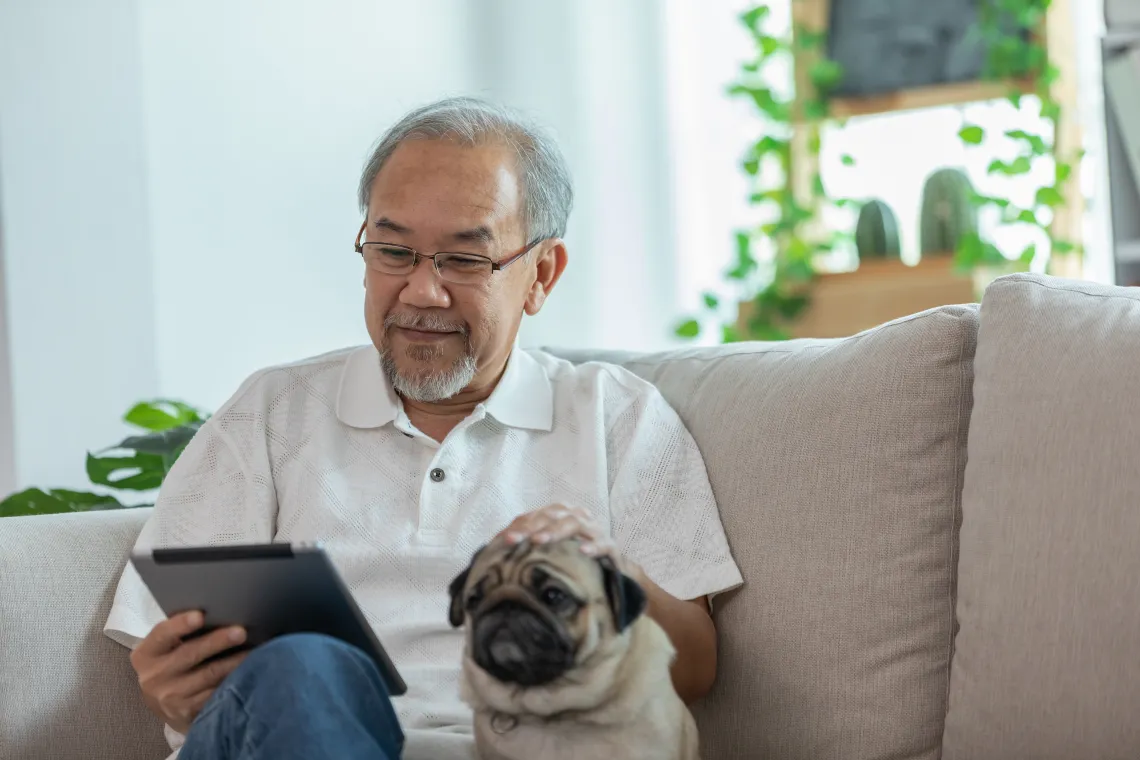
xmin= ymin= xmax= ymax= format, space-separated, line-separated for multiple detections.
xmin=384 ymin=312 xmax=469 ymax=335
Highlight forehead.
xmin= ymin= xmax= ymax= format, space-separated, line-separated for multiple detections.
xmin=369 ymin=139 xmax=524 ymax=236
xmin=471 ymin=539 xmax=592 ymax=586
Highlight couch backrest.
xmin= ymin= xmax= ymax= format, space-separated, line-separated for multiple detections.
xmin=553 ymin=303 xmax=979 ymax=760
xmin=942 ymin=274 xmax=1140 ymax=758
xmin=0 ymin=508 xmax=167 ymax=760
xmin=1 ymin=303 xmax=978 ymax=760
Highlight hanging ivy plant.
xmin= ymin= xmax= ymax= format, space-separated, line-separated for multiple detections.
xmin=676 ymin=4 xmax=849 ymax=342
xmin=951 ymin=0 xmax=1082 ymax=271
xmin=678 ymin=0 xmax=1082 ymax=345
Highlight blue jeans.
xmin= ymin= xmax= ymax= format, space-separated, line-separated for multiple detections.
xmin=180 ymin=633 xmax=405 ymax=760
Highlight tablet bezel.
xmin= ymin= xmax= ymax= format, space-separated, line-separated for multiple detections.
xmin=130 ymin=543 xmax=407 ymax=696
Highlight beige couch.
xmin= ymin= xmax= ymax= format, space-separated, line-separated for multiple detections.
xmin=2 ymin=273 xmax=1139 ymax=760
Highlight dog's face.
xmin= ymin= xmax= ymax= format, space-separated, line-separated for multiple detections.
xmin=448 ymin=536 xmax=647 ymax=688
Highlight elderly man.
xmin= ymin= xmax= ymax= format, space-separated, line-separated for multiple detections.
xmin=104 ymin=97 xmax=742 ymax=760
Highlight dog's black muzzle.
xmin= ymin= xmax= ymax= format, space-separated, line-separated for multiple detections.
xmin=471 ymin=600 xmax=576 ymax=687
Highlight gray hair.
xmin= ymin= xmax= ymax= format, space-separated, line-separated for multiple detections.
xmin=357 ymin=96 xmax=574 ymax=242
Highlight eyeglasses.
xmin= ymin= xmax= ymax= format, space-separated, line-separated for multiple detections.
xmin=354 ymin=221 xmax=541 ymax=286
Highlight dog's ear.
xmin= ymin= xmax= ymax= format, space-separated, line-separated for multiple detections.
xmin=597 ymin=556 xmax=647 ymax=633
xmin=448 ymin=545 xmax=486 ymax=628
xmin=447 ymin=566 xmax=471 ymax=628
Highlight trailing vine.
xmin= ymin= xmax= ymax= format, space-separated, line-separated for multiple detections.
xmin=677 ymin=0 xmax=1082 ymax=344
xmin=954 ymin=0 xmax=1083 ymax=272
xmin=675 ymin=4 xmax=848 ymax=342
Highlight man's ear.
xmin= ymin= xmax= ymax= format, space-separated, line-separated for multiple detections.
xmin=597 ymin=556 xmax=647 ymax=634
xmin=447 ymin=545 xmax=486 ymax=628
xmin=524 ymin=240 xmax=568 ymax=316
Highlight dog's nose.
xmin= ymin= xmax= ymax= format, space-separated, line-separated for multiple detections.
xmin=471 ymin=602 xmax=574 ymax=687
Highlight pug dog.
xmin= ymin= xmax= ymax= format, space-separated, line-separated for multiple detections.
xmin=447 ymin=535 xmax=701 ymax=760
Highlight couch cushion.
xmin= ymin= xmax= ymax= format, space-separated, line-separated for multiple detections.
xmin=0 ymin=509 xmax=167 ymax=760
xmin=941 ymin=274 xmax=1140 ymax=759
xmin=550 ymin=303 xmax=978 ymax=760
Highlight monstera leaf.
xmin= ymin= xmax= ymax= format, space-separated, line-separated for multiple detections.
xmin=0 ymin=399 xmax=210 ymax=518
xmin=0 ymin=487 xmax=133 ymax=518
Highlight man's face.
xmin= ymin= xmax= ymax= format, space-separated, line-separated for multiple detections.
xmin=362 ymin=139 xmax=551 ymax=401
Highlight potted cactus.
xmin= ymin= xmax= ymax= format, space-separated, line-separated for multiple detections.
xmin=855 ymin=199 xmax=902 ymax=261
xmin=919 ymin=168 xmax=978 ymax=256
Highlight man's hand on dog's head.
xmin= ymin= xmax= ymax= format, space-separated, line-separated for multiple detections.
xmin=499 ymin=504 xmax=647 ymax=585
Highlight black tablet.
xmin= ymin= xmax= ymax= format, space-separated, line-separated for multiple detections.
xmin=130 ymin=543 xmax=407 ymax=696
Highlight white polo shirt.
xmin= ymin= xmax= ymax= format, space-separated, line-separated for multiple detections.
xmin=104 ymin=345 xmax=743 ymax=759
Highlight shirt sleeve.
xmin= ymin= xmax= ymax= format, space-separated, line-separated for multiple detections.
xmin=102 ymin=405 xmax=278 ymax=650
xmin=606 ymin=379 xmax=744 ymax=604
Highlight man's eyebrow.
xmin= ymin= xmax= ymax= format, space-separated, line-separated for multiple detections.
xmin=373 ymin=217 xmax=411 ymax=234
xmin=449 ymin=226 xmax=496 ymax=246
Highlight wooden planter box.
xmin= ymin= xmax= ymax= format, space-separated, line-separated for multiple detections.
xmin=740 ymin=256 xmax=978 ymax=340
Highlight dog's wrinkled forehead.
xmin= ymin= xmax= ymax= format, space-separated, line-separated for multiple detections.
xmin=467 ymin=536 xmax=593 ymax=591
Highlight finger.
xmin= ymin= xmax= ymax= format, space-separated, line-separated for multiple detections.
xmin=182 ymin=650 xmax=249 ymax=695
xmin=534 ymin=515 xmax=595 ymax=544
xmin=505 ymin=507 xmax=565 ymax=543
xmin=135 ymin=611 xmax=205 ymax=658
xmin=579 ymin=537 xmax=616 ymax=557
xmin=174 ymin=626 xmax=247 ymax=673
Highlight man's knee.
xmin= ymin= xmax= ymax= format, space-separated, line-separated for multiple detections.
xmin=233 ymin=633 xmax=385 ymax=695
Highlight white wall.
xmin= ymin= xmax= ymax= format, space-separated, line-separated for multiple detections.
xmin=0 ymin=0 xmax=159 ymax=492
xmin=473 ymin=0 xmax=678 ymax=353
xmin=135 ymin=0 xmax=479 ymax=412
xmin=0 ymin=0 xmax=683 ymax=490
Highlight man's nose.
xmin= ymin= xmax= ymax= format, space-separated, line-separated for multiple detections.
xmin=399 ymin=258 xmax=451 ymax=309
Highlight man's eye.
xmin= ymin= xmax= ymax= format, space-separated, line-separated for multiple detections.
xmin=377 ymin=246 xmax=414 ymax=262
xmin=441 ymin=255 xmax=489 ymax=271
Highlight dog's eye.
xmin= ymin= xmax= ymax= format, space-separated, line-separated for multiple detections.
xmin=466 ymin=590 xmax=484 ymax=610
xmin=541 ymin=586 xmax=567 ymax=607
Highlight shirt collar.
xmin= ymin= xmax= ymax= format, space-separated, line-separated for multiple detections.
xmin=335 ymin=345 xmax=553 ymax=432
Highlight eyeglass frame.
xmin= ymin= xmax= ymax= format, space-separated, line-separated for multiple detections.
xmin=354 ymin=221 xmax=543 ymax=282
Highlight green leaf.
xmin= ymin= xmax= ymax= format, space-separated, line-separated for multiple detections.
xmin=741 ymin=5 xmax=771 ymax=32
xmin=759 ymin=35 xmax=783 ymax=57
xmin=721 ymin=325 xmax=742 ymax=344
xmin=1035 ymin=186 xmax=1065 ymax=207
xmin=0 ymin=487 xmax=131 ymax=517
xmin=86 ymin=451 xmax=166 ymax=491
xmin=124 ymin=400 xmax=203 ymax=432
xmin=959 ymin=125 xmax=985 ymax=145
xmin=1015 ymin=208 xmax=1039 ymax=225
xmin=971 ymin=192 xmax=1011 ymax=209
xmin=675 ymin=320 xmax=701 ymax=339
xmin=988 ymin=157 xmax=1033 ymax=176
xmin=1019 ymin=243 xmax=1038 ymax=264
xmin=840 ymin=154 xmax=856 ymax=167
xmin=954 ymin=232 xmax=986 ymax=268
xmin=809 ymin=60 xmax=845 ymax=93
xmin=1056 ymin=162 xmax=1073 ymax=183
xmin=1008 ymin=89 xmax=1024 ymax=108
xmin=1053 ymin=240 xmax=1077 ymax=254
xmin=804 ymin=99 xmax=830 ymax=121
xmin=729 ymin=84 xmax=790 ymax=121
xmin=114 ymin=422 xmax=202 ymax=463
xmin=1005 ymin=129 xmax=1049 ymax=155
xmin=702 ymin=292 xmax=720 ymax=310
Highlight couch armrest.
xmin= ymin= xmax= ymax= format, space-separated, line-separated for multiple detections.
xmin=0 ymin=509 xmax=168 ymax=760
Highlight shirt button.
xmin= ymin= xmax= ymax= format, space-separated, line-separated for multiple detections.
xmin=430 ymin=468 xmax=445 ymax=483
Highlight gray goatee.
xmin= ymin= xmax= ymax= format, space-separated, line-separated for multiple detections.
xmin=379 ymin=312 xmax=477 ymax=402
